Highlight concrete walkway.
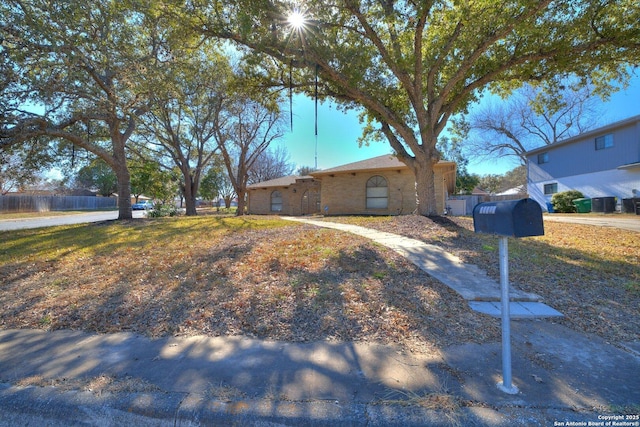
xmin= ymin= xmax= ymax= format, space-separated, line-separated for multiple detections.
xmin=283 ymin=217 xmax=562 ymax=319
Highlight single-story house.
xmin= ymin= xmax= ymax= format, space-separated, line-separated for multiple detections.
xmin=246 ymin=175 xmax=321 ymax=216
xmin=247 ymin=154 xmax=456 ymax=216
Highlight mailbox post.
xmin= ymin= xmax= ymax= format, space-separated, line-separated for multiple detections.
xmin=472 ymin=198 xmax=544 ymax=394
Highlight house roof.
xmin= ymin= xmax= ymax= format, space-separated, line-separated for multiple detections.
xmin=495 ymin=185 xmax=527 ymax=196
xmin=247 ymin=154 xmax=457 ymax=194
xmin=309 ymin=154 xmax=407 ymax=175
xmin=247 ymin=175 xmax=314 ymax=189
xmin=310 ymin=154 xmax=456 ymax=194
xmin=471 ymin=187 xmax=490 ymax=196
xmin=525 ymin=114 xmax=640 ymax=156
xmin=310 ymin=154 xmax=456 ymax=176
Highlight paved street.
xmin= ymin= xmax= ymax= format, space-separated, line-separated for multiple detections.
xmin=544 ymin=214 xmax=640 ymax=232
xmin=0 ymin=210 xmax=146 ymax=231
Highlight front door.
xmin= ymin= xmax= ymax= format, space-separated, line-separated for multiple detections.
xmin=301 ymin=189 xmax=320 ymax=215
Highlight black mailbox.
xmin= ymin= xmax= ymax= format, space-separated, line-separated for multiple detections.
xmin=473 ymin=198 xmax=544 ymax=238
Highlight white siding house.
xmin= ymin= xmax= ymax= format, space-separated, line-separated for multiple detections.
xmin=526 ymin=115 xmax=640 ymax=212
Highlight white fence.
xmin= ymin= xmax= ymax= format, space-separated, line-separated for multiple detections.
xmin=0 ymin=195 xmax=117 ymax=213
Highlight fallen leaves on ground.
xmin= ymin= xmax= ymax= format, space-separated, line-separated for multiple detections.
xmin=1 ymin=213 xmax=637 ymax=353
xmin=0 ymin=215 xmax=499 ymax=354
xmin=333 ymin=215 xmax=640 ymax=344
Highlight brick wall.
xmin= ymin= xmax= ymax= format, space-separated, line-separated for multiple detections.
xmin=247 ymin=180 xmax=320 ymax=215
xmin=318 ymin=169 xmax=417 ymax=215
xmin=248 ymin=168 xmax=450 ymax=216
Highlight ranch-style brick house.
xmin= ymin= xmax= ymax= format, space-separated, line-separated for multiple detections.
xmin=246 ymin=154 xmax=456 ymax=216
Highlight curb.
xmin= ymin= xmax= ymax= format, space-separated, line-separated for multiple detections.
xmin=0 ymin=383 xmax=615 ymax=427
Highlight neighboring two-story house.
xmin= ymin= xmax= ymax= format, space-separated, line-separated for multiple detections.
xmin=526 ymin=115 xmax=640 ymax=212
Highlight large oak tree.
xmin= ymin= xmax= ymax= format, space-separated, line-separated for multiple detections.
xmin=0 ymin=0 xmax=182 ymax=219
xmin=135 ymin=50 xmax=231 ymax=216
xmin=195 ymin=0 xmax=640 ymax=215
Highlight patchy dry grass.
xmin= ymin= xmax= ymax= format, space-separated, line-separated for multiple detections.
xmin=330 ymin=215 xmax=640 ymax=343
xmin=0 ymin=215 xmax=499 ymax=354
xmin=1 ymin=213 xmax=637 ymax=353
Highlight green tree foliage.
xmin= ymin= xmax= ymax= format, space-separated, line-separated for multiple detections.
xmin=199 ymin=169 xmax=220 ymax=205
xmin=130 ymin=159 xmax=165 ymax=203
xmin=474 ymin=165 xmax=526 ymax=195
xmin=75 ymin=159 xmax=117 ymax=197
xmin=0 ymin=140 xmax=53 ymax=194
xmin=478 ymin=174 xmax=504 ymax=195
xmin=502 ymin=165 xmax=527 ymax=191
xmin=136 ymin=46 xmax=232 ymax=216
xmin=197 ymin=0 xmax=640 ymax=215
xmin=199 ymin=155 xmax=236 ymax=209
xmin=199 ymin=159 xmax=226 ymax=204
xmin=437 ymin=123 xmax=478 ymax=194
xmin=146 ymin=167 xmax=181 ymax=217
xmin=0 ymin=0 xmax=186 ymax=219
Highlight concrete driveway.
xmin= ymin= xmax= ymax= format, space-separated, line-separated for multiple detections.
xmin=543 ymin=214 xmax=640 ymax=233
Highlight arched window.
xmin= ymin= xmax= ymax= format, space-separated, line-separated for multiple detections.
xmin=271 ymin=190 xmax=283 ymax=212
xmin=366 ymin=175 xmax=388 ymax=209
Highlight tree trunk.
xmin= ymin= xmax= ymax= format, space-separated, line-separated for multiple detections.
xmin=110 ymin=124 xmax=133 ymax=220
xmin=412 ymin=156 xmax=439 ymax=217
xmin=235 ymin=190 xmax=246 ymax=216
xmin=183 ymin=177 xmax=198 ymax=216
xmin=114 ymin=162 xmax=133 ymax=220
xmin=184 ymin=189 xmax=197 ymax=216
xmin=183 ymin=168 xmax=203 ymax=217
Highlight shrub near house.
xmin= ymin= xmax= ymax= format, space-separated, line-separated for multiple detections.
xmin=551 ymin=190 xmax=585 ymax=213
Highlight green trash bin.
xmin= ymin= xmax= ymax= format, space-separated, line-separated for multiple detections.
xmin=572 ymin=198 xmax=591 ymax=213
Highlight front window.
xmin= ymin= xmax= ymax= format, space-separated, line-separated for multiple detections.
xmin=544 ymin=183 xmax=558 ymax=195
xmin=366 ymin=175 xmax=388 ymax=209
xmin=537 ymin=152 xmax=549 ymax=164
xmin=271 ymin=190 xmax=282 ymax=212
xmin=595 ymin=134 xmax=614 ymax=150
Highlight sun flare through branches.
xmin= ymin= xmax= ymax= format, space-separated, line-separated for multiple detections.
xmin=287 ymin=9 xmax=306 ymax=30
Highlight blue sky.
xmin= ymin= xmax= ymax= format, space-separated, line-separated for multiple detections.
xmin=279 ymin=74 xmax=640 ymax=176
